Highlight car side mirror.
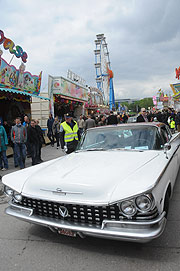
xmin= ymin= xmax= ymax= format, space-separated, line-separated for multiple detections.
xmin=164 ymin=143 xmax=171 ymax=159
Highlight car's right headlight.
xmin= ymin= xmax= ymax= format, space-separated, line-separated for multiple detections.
xmin=4 ymin=186 xmax=14 ymax=197
xmin=135 ymin=195 xmax=152 ymax=212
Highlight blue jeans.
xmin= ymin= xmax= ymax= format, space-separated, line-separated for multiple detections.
xmin=0 ymin=151 xmax=8 ymax=169
xmin=14 ymin=143 xmax=26 ymax=169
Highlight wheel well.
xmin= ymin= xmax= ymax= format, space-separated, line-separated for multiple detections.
xmin=166 ymin=183 xmax=172 ymax=199
xmin=163 ymin=183 xmax=172 ymax=218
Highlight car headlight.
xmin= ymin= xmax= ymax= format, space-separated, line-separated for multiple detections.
xmin=13 ymin=191 xmax=22 ymax=202
xmin=135 ymin=195 xmax=152 ymax=212
xmin=120 ymin=200 xmax=137 ymax=216
xmin=4 ymin=186 xmax=14 ymax=197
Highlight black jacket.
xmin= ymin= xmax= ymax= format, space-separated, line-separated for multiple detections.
xmin=36 ymin=125 xmax=45 ymax=145
xmin=107 ymin=115 xmax=118 ymax=125
xmin=137 ymin=115 xmax=147 ymax=122
xmin=27 ymin=126 xmax=40 ymax=144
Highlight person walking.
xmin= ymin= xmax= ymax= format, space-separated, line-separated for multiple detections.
xmin=84 ymin=115 xmax=96 ymax=130
xmin=136 ymin=108 xmax=149 ymax=122
xmin=60 ymin=113 xmax=81 ymax=154
xmin=35 ymin=120 xmax=45 ymax=162
xmin=77 ymin=114 xmax=85 ymax=135
xmin=122 ymin=112 xmax=128 ymax=123
xmin=107 ymin=111 xmax=118 ymax=125
xmin=176 ymin=109 xmax=180 ymax=132
xmin=47 ymin=114 xmax=54 ymax=146
xmin=23 ymin=115 xmax=31 ymax=157
xmin=0 ymin=120 xmax=9 ymax=171
xmin=11 ymin=117 xmax=27 ymax=169
xmin=27 ymin=120 xmax=41 ymax=166
xmin=52 ymin=117 xmax=61 ymax=149
xmin=97 ymin=115 xmax=106 ymax=126
xmin=170 ymin=118 xmax=175 ymax=134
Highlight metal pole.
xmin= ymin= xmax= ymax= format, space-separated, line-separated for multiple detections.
xmin=8 ymin=55 xmax=15 ymax=65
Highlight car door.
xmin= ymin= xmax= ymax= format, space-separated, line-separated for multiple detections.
xmin=160 ymin=125 xmax=179 ymax=187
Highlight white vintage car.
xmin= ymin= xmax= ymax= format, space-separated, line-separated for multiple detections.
xmin=2 ymin=123 xmax=180 ymax=242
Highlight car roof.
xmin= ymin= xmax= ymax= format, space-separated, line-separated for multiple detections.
xmin=86 ymin=122 xmax=165 ymax=131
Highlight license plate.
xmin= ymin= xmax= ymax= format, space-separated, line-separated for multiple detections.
xmin=58 ymin=229 xmax=77 ymax=237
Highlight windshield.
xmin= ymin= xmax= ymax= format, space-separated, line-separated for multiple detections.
xmin=76 ymin=126 xmax=159 ymax=151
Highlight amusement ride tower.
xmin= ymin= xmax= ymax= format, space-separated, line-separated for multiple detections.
xmin=94 ymin=34 xmax=115 ymax=110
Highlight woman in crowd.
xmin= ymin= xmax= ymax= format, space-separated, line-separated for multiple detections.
xmin=0 ymin=120 xmax=9 ymax=170
xmin=52 ymin=117 xmax=61 ymax=149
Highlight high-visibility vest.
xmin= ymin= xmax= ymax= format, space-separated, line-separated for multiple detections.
xmin=61 ymin=121 xmax=78 ymax=143
xmin=170 ymin=120 xmax=175 ymax=129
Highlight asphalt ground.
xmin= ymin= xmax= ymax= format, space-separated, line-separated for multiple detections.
xmin=0 ymin=145 xmax=180 ymax=271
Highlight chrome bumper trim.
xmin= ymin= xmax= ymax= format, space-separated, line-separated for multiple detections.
xmin=101 ymin=212 xmax=166 ymax=229
xmin=5 ymin=203 xmax=167 ymax=242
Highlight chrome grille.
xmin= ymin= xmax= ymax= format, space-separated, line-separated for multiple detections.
xmin=15 ymin=196 xmax=159 ymax=225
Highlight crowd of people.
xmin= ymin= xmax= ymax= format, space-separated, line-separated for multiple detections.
xmin=46 ymin=111 xmax=130 ymax=155
xmin=0 ymin=116 xmax=45 ymax=171
xmin=136 ymin=107 xmax=180 ymax=133
xmin=1 ymin=107 xmax=180 ymax=171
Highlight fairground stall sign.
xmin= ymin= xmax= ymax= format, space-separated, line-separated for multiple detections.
xmin=0 ymin=29 xmax=48 ymax=123
xmin=0 ymin=29 xmax=46 ymax=100
xmin=169 ymin=66 xmax=180 ymax=100
xmin=51 ymin=76 xmax=88 ymax=101
xmin=48 ymin=75 xmax=88 ymax=117
xmin=84 ymin=87 xmax=109 ymax=115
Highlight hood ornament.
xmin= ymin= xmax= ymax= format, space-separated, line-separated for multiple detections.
xmin=40 ymin=188 xmax=83 ymax=195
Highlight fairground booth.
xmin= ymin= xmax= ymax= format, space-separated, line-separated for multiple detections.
xmin=0 ymin=29 xmax=48 ymax=125
xmin=48 ymin=71 xmax=88 ymax=120
xmin=84 ymin=87 xmax=109 ymax=115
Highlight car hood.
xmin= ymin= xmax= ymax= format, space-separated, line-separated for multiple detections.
xmin=3 ymin=150 xmax=164 ymax=205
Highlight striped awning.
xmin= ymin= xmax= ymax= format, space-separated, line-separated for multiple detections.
xmin=0 ymin=87 xmax=50 ymax=100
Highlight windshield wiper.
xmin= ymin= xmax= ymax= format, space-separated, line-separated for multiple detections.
xmin=76 ymin=148 xmax=106 ymax=152
xmin=113 ymin=148 xmax=144 ymax=152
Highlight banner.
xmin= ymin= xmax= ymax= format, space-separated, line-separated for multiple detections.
xmin=52 ymin=77 xmax=88 ymax=101
xmin=0 ymin=57 xmax=42 ymax=96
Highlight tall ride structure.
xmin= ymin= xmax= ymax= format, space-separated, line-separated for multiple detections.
xmin=94 ymin=34 xmax=115 ymax=110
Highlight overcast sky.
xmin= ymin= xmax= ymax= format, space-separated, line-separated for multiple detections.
xmin=1 ymin=0 xmax=180 ymax=99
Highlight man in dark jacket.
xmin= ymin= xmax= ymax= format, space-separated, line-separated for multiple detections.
xmin=84 ymin=115 xmax=96 ymax=130
xmin=176 ymin=110 xmax=180 ymax=132
xmin=35 ymin=120 xmax=45 ymax=162
xmin=107 ymin=111 xmax=118 ymax=125
xmin=47 ymin=114 xmax=54 ymax=146
xmin=27 ymin=120 xmax=41 ymax=165
xmin=11 ymin=117 xmax=27 ymax=169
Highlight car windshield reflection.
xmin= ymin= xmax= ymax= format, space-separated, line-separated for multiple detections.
xmin=76 ymin=126 xmax=160 ymax=151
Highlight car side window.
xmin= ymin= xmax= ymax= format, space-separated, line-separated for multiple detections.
xmin=160 ymin=126 xmax=170 ymax=144
xmin=165 ymin=125 xmax=172 ymax=140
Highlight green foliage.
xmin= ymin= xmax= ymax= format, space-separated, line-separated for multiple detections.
xmin=116 ymin=98 xmax=153 ymax=112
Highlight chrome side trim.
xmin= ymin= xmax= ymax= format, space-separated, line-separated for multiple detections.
xmin=101 ymin=211 xmax=166 ymax=229
xmin=9 ymin=200 xmax=33 ymax=216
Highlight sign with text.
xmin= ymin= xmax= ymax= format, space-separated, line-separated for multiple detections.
xmin=52 ymin=77 xmax=88 ymax=101
xmin=0 ymin=57 xmax=41 ymax=95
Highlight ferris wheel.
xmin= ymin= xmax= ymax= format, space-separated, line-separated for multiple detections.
xmin=94 ymin=34 xmax=115 ymax=109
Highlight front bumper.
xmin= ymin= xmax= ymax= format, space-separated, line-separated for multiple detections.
xmin=5 ymin=201 xmax=167 ymax=243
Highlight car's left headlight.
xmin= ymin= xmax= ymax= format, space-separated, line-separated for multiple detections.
xmin=4 ymin=185 xmax=14 ymax=197
xmin=135 ymin=195 xmax=152 ymax=212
